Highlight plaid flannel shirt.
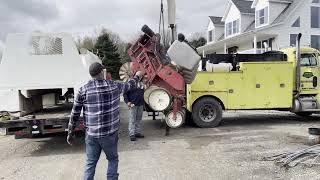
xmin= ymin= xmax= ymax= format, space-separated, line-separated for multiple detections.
xmin=68 ymin=76 xmax=139 ymax=138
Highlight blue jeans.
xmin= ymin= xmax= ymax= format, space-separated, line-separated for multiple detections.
xmin=84 ymin=132 xmax=119 ymax=180
xmin=128 ymin=105 xmax=143 ymax=136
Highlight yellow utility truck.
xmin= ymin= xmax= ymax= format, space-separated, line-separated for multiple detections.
xmin=188 ymin=34 xmax=320 ymax=128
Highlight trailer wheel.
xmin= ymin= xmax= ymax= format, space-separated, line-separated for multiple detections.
xmin=192 ymin=97 xmax=223 ymax=128
xmin=295 ymin=112 xmax=313 ymax=116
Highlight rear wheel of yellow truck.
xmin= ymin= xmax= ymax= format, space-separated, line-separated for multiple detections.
xmin=192 ymin=97 xmax=223 ymax=128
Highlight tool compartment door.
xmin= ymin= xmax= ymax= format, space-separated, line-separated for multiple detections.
xmin=227 ymin=62 xmax=293 ymax=109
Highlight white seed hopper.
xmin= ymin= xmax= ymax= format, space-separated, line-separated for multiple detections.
xmin=0 ymin=32 xmax=101 ymax=115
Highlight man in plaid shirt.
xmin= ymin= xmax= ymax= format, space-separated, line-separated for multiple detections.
xmin=67 ymin=62 xmax=144 ymax=180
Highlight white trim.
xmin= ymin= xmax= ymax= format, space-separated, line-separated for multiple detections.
xmin=253 ymin=0 xmax=293 ymax=8
xmin=222 ymin=1 xmax=232 ymax=22
xmin=252 ymin=0 xmax=258 ymax=8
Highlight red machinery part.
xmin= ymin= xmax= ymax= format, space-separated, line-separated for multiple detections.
xmin=127 ymin=25 xmax=185 ymax=119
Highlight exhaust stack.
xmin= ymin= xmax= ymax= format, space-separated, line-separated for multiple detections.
xmin=296 ymin=33 xmax=302 ymax=94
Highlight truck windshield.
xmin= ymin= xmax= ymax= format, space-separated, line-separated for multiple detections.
xmin=300 ymin=54 xmax=317 ymax=66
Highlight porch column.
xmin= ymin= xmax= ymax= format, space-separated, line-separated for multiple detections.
xmin=253 ymin=34 xmax=257 ymax=54
xmin=224 ymin=43 xmax=227 ymax=54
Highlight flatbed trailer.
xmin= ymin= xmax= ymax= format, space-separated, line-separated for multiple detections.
xmin=0 ymin=103 xmax=85 ymax=139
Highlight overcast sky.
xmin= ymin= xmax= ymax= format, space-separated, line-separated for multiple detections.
xmin=0 ymin=0 xmax=226 ymax=49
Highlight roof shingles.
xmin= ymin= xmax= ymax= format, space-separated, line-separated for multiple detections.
xmin=209 ymin=16 xmax=224 ymax=25
xmin=231 ymin=0 xmax=255 ymax=14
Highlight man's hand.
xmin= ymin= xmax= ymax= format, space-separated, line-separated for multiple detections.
xmin=67 ymin=133 xmax=75 ymax=146
xmin=127 ymin=102 xmax=135 ymax=109
xmin=135 ymin=71 xmax=145 ymax=80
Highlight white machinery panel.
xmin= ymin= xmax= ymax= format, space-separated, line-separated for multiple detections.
xmin=0 ymin=32 xmax=100 ymax=90
xmin=167 ymin=40 xmax=201 ymax=70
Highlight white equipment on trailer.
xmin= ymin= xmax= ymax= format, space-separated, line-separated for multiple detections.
xmin=0 ymin=32 xmax=101 ymax=138
xmin=0 ymin=32 xmax=100 ymax=115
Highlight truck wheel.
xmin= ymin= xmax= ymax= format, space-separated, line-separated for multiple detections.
xmin=295 ymin=112 xmax=313 ymax=116
xmin=192 ymin=97 xmax=223 ymax=128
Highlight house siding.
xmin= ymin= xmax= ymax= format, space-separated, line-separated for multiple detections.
xmin=225 ymin=4 xmax=241 ymax=23
xmin=241 ymin=15 xmax=255 ymax=33
xmin=269 ymin=2 xmax=288 ymax=24
xmin=266 ymin=0 xmax=320 ymax=49
xmin=215 ymin=27 xmax=225 ymax=42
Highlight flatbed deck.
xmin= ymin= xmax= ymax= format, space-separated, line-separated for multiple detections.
xmin=0 ymin=103 xmax=84 ymax=138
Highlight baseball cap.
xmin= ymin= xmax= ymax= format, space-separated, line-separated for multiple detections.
xmin=89 ymin=62 xmax=106 ymax=77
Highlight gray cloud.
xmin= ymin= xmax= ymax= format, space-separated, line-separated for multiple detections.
xmin=0 ymin=0 xmax=226 ymax=45
xmin=0 ymin=0 xmax=59 ymax=41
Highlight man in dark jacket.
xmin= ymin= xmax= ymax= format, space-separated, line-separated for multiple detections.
xmin=123 ymin=86 xmax=145 ymax=141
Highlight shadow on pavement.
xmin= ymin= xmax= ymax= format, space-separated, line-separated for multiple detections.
xmin=28 ymin=112 xmax=320 ymax=157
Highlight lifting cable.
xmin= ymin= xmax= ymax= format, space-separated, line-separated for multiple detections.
xmin=158 ymin=0 xmax=166 ymax=46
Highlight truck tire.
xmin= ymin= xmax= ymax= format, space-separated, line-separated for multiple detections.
xmin=295 ymin=112 xmax=313 ymax=116
xmin=192 ymin=97 xmax=223 ymax=128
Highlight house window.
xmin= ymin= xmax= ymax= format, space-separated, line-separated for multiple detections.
xmin=256 ymin=7 xmax=269 ymax=27
xmin=232 ymin=20 xmax=240 ymax=34
xmin=292 ymin=17 xmax=300 ymax=27
xmin=312 ymin=0 xmax=319 ymax=3
xmin=311 ymin=35 xmax=320 ymax=50
xmin=311 ymin=6 xmax=320 ymax=28
xmin=226 ymin=22 xmax=232 ymax=36
xmin=208 ymin=30 xmax=214 ymax=42
xmin=226 ymin=19 xmax=240 ymax=37
xmin=290 ymin=34 xmax=298 ymax=46
xmin=253 ymin=39 xmax=272 ymax=49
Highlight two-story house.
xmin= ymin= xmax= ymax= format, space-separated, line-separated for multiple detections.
xmin=198 ymin=0 xmax=320 ymax=55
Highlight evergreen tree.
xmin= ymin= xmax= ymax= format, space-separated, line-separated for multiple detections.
xmin=94 ymin=33 xmax=122 ymax=79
